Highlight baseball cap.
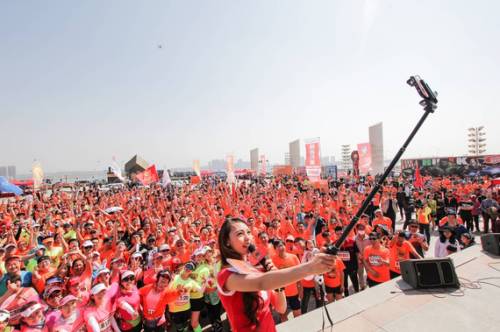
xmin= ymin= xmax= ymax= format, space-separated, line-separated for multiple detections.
xmin=120 ymin=270 xmax=135 ymax=281
xmin=0 ymin=309 xmax=10 ymax=323
xmin=21 ymin=302 xmax=43 ymax=318
xmin=184 ymin=261 xmax=196 ymax=271
xmin=37 ymin=255 xmax=50 ymax=264
xmin=131 ymin=252 xmax=143 ymax=259
xmin=95 ymin=267 xmax=110 ymax=277
xmin=43 ymin=286 xmax=62 ymax=299
xmin=4 ymin=254 xmax=21 ymax=263
xmin=82 ymin=240 xmax=94 ymax=248
xmin=91 ymin=283 xmax=107 ymax=295
xmin=159 ymin=244 xmax=170 ymax=252
xmin=60 ymin=294 xmax=78 ymax=306
xmin=45 ymin=276 xmax=64 ymax=286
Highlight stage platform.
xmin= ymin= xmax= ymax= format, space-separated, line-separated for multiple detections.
xmin=277 ymin=244 xmax=500 ymax=332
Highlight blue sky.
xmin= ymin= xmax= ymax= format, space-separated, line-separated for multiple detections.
xmin=1 ymin=0 xmax=499 ymax=173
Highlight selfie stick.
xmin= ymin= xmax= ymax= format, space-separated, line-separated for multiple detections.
xmin=326 ymin=76 xmax=438 ymax=255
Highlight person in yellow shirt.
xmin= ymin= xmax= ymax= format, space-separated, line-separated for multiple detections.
xmin=416 ymin=201 xmax=432 ymax=242
xmin=168 ymin=262 xmax=202 ymax=332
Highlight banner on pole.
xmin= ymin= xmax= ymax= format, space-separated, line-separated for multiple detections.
xmin=193 ymin=160 xmax=201 ymax=177
xmin=357 ymin=143 xmax=372 ymax=175
xmin=305 ymin=138 xmax=321 ymax=182
xmin=136 ymin=165 xmax=159 ymax=185
xmin=32 ymin=161 xmax=44 ymax=190
xmin=226 ymin=155 xmax=235 ymax=184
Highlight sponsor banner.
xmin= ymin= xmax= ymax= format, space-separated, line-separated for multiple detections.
xmin=193 ymin=160 xmax=201 ymax=177
xmin=273 ymin=165 xmax=293 ymax=176
xmin=401 ymin=155 xmax=500 ymax=177
xmin=305 ymin=138 xmax=321 ymax=182
xmin=357 ymin=143 xmax=372 ymax=175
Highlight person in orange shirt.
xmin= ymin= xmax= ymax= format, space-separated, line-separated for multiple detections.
xmin=372 ymin=209 xmax=393 ymax=233
xmin=363 ymin=232 xmax=390 ymax=287
xmin=323 ymin=255 xmax=345 ymax=303
xmin=389 ymin=231 xmax=422 ymax=279
xmin=271 ymin=240 xmax=302 ymax=320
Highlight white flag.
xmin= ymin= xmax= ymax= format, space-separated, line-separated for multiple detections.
xmin=32 ymin=161 xmax=44 ymax=190
xmin=161 ymin=170 xmax=172 ymax=187
xmin=110 ymin=157 xmax=124 ymax=182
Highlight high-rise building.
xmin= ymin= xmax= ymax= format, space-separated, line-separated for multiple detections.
xmin=289 ymin=139 xmax=301 ymax=168
xmin=0 ymin=165 xmax=16 ymax=179
xmin=250 ymin=148 xmax=259 ymax=172
xmin=341 ymin=145 xmax=352 ymax=171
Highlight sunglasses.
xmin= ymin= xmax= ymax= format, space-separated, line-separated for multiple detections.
xmin=49 ymin=291 xmax=62 ymax=298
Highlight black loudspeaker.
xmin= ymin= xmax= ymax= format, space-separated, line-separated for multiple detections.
xmin=400 ymin=258 xmax=460 ymax=289
xmin=481 ymin=233 xmax=500 ymax=255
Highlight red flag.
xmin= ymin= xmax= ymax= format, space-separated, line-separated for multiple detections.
xmin=414 ymin=163 xmax=423 ymax=189
xmin=136 ymin=165 xmax=159 ymax=185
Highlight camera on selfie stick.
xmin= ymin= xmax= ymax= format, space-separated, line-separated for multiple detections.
xmin=324 ymin=75 xmax=438 ymax=256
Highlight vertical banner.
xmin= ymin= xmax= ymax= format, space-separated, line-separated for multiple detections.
xmin=351 ymin=151 xmax=360 ymax=177
xmin=259 ymin=155 xmax=267 ymax=176
xmin=32 ymin=161 xmax=44 ymax=190
xmin=226 ymin=155 xmax=235 ymax=184
xmin=357 ymin=143 xmax=372 ymax=175
xmin=193 ymin=160 xmax=201 ymax=177
xmin=305 ymin=138 xmax=321 ymax=182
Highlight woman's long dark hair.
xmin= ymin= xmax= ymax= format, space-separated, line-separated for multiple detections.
xmin=219 ymin=218 xmax=263 ymax=328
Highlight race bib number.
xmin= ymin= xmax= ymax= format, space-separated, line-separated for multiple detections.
xmin=338 ymin=251 xmax=351 ymax=261
xmin=175 ymin=294 xmax=190 ymax=306
xmin=368 ymin=255 xmax=381 ymax=266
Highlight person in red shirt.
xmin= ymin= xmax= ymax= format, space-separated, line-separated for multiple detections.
xmin=363 ymin=232 xmax=390 ymax=287
xmin=217 ymin=218 xmax=336 ymax=332
xmin=389 ymin=231 xmax=422 ymax=279
xmin=372 ymin=209 xmax=393 ymax=233
xmin=271 ymin=240 xmax=302 ymax=320
xmin=323 ymin=255 xmax=345 ymax=303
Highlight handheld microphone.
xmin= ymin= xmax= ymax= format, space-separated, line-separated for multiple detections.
xmin=247 ymin=244 xmax=271 ymax=271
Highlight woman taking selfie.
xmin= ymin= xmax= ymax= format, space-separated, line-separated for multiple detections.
xmin=217 ymin=218 xmax=336 ymax=332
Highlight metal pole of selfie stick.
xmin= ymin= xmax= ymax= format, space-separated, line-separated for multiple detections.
xmin=327 ymin=75 xmax=438 ymax=253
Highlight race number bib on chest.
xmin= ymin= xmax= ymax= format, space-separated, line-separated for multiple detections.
xmin=368 ymin=255 xmax=381 ymax=266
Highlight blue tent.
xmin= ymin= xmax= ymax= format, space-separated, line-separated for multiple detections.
xmin=0 ymin=176 xmax=23 ymax=196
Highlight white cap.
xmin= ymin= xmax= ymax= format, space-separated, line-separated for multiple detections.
xmin=91 ymin=283 xmax=107 ymax=295
xmin=120 ymin=270 xmax=135 ymax=281
xmin=82 ymin=240 xmax=94 ymax=248
xmin=131 ymin=252 xmax=143 ymax=259
xmin=159 ymin=244 xmax=170 ymax=251
xmin=21 ymin=303 xmax=43 ymax=318
xmin=0 ymin=309 xmax=10 ymax=322
xmin=95 ymin=267 xmax=110 ymax=276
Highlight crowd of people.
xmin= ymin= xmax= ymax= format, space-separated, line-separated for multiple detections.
xmin=0 ymin=174 xmax=498 ymax=332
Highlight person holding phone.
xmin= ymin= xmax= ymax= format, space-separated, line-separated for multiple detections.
xmin=217 ymin=218 xmax=336 ymax=332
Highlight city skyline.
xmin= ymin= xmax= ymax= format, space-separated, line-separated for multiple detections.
xmin=2 ymin=1 xmax=499 ymax=173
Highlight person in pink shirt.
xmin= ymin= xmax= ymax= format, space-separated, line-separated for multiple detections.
xmin=115 ymin=271 xmax=141 ymax=332
xmin=83 ymin=283 xmax=120 ymax=332
xmin=19 ymin=301 xmax=47 ymax=332
xmin=51 ymin=295 xmax=86 ymax=332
